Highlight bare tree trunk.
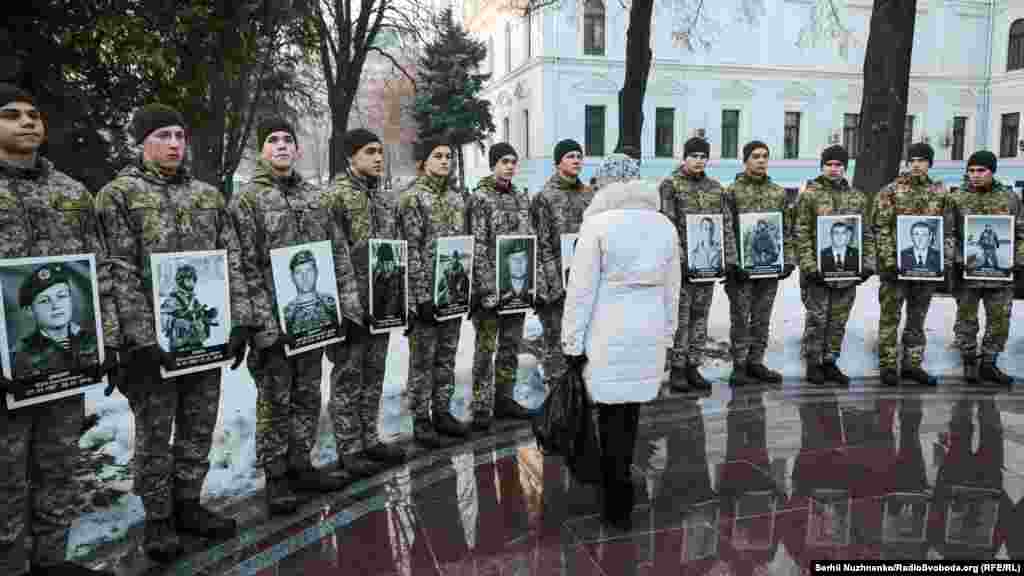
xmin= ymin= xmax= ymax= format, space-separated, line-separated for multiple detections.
xmin=457 ymin=146 xmax=466 ymax=192
xmin=852 ymin=0 xmax=917 ymax=207
xmin=615 ymin=0 xmax=654 ymax=157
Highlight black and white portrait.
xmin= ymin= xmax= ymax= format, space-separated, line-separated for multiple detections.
xmin=806 ymin=488 xmax=851 ymax=547
xmin=897 ymin=216 xmax=944 ymax=280
xmin=433 ymin=235 xmax=474 ymax=321
xmin=561 ymin=233 xmax=579 ymax=287
xmin=0 ymin=254 xmax=105 ymax=409
xmin=270 ymin=240 xmax=344 ymax=356
xmin=731 ymin=491 xmax=777 ymax=551
xmin=368 ymin=239 xmax=408 ymax=334
xmin=497 ymin=235 xmax=536 ymax=316
xmin=816 ymin=215 xmax=862 ymax=280
xmin=685 ymin=214 xmax=725 ymax=281
xmin=882 ymin=493 xmax=929 ymax=544
xmin=739 ymin=211 xmax=784 ymax=278
xmin=151 ymin=250 xmax=231 ymax=377
xmin=963 ymin=215 xmax=1014 ymax=281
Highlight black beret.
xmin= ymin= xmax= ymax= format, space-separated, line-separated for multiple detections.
xmin=489 ymin=142 xmax=518 ymax=169
xmin=967 ymin=150 xmax=997 ymax=174
xmin=257 ymin=117 xmax=297 ymax=150
xmin=907 ymin=142 xmax=934 ymax=166
xmin=133 ymin=103 xmax=185 ymax=144
xmin=344 ymin=128 xmax=381 ymax=158
xmin=289 ymin=249 xmax=316 ymax=271
xmin=19 ymin=263 xmax=71 ymax=308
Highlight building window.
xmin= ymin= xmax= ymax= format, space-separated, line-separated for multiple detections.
xmin=952 ymin=116 xmax=967 ymax=161
xmin=655 ymin=107 xmax=674 ymax=158
xmin=904 ymin=115 xmax=915 ymax=160
xmin=522 ymin=109 xmax=530 ymax=158
xmin=583 ymin=0 xmax=605 ymax=56
xmin=503 ymin=116 xmax=510 ymax=143
xmin=505 ymin=22 xmax=512 ymax=74
xmin=784 ymin=111 xmax=801 ymax=159
xmin=585 ymin=105 xmax=605 ymax=156
xmin=1009 ymin=19 xmax=1024 ymax=72
xmin=843 ymin=113 xmax=861 ymax=159
xmin=524 ymin=14 xmax=532 ymax=60
xmin=721 ymin=109 xmax=739 ymax=159
xmin=1000 ymin=112 xmax=1020 ymax=158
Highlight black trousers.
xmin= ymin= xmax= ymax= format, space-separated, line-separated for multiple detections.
xmin=597 ymin=402 xmax=640 ymax=521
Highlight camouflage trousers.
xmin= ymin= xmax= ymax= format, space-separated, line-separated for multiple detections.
xmin=801 ymin=281 xmax=857 ymax=363
xmin=124 ymin=367 xmax=221 ymax=520
xmin=330 ymin=332 xmax=389 ymax=456
xmin=407 ymin=318 xmax=461 ymax=422
xmin=471 ymin=311 xmax=525 ymax=417
xmin=0 ymin=394 xmax=83 ymax=573
xmin=537 ymin=302 xmax=566 ymax=386
xmin=671 ymin=282 xmax=715 ymax=368
xmin=954 ymin=287 xmax=1014 ymax=361
xmin=249 ymin=346 xmax=323 ymax=476
xmin=725 ymin=278 xmax=778 ymax=365
xmin=878 ymin=280 xmax=936 ymax=369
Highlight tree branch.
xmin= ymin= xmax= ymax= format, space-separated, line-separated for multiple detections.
xmin=368 ymin=45 xmax=417 ymax=89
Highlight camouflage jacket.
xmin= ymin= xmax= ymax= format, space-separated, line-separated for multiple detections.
xmin=229 ymin=160 xmax=361 ymax=344
xmin=874 ymin=173 xmax=948 ymax=275
xmin=470 ymin=175 xmax=546 ymax=298
xmin=321 ymin=168 xmax=397 ymax=316
xmin=723 ymin=172 xmax=797 ymax=269
xmin=529 ymin=173 xmax=594 ymax=301
xmin=658 ymin=167 xmax=726 ymax=275
xmin=96 ymin=160 xmax=250 ymax=348
xmin=397 ymin=174 xmax=470 ymax=306
xmin=796 ymin=175 xmax=877 ymax=289
xmin=944 ymin=178 xmax=1024 ymax=289
xmin=0 ymin=157 xmax=120 ymax=349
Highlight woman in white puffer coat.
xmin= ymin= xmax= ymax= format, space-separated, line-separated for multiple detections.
xmin=560 ymin=154 xmax=682 ymax=530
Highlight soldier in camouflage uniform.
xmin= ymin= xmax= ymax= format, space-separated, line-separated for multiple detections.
xmin=160 ymin=264 xmax=218 ymax=351
xmin=944 ymin=151 xmax=1024 ymax=386
xmin=658 ymin=137 xmax=719 ymax=393
xmin=397 ymin=138 xmax=471 ymax=447
xmin=468 ymin=142 xmax=539 ymax=432
xmin=0 ymin=84 xmax=116 ymax=576
xmin=230 ymin=118 xmax=363 ymax=517
xmin=529 ymin=139 xmax=594 ymax=391
xmin=796 ymin=145 xmax=876 ymax=386
xmin=722 ymin=141 xmax=797 ymax=386
xmin=97 ymin=104 xmax=252 ymax=562
xmin=322 ymin=128 xmax=406 ymax=475
xmin=873 ymin=142 xmax=947 ymax=387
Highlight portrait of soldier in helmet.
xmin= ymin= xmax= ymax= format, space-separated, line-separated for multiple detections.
xmin=160 ymin=263 xmax=219 ymax=352
xmin=432 ymin=235 xmax=474 ymax=321
xmin=369 ymin=239 xmax=408 ymax=332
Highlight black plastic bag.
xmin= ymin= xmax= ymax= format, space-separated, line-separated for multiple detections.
xmin=565 ymin=367 xmax=602 ymax=485
xmin=532 ymin=372 xmax=573 ymax=456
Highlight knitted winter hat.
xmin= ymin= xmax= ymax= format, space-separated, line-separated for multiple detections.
xmin=821 ymin=145 xmax=850 ymax=168
xmin=553 ymin=139 xmax=583 ymax=165
xmin=742 ymin=140 xmax=770 ymax=163
xmin=593 ymin=153 xmax=640 ymax=188
xmin=132 ymin=103 xmax=185 ymax=144
xmin=415 ymin=138 xmax=449 ymax=163
xmin=683 ymin=137 xmax=710 ymax=159
xmin=344 ymin=128 xmax=381 ymax=158
xmin=967 ymin=150 xmax=997 ymax=174
xmin=907 ymin=142 xmax=934 ymax=166
xmin=488 ymin=142 xmax=518 ymax=169
xmin=257 ymin=117 xmax=297 ymax=150
xmin=0 ymin=83 xmax=35 ymax=108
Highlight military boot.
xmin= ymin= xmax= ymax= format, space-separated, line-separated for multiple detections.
xmin=265 ymin=473 xmax=299 ymax=516
xmin=880 ymin=368 xmax=901 ymax=387
xmin=806 ymin=363 xmax=826 ymax=386
xmin=364 ymin=442 xmax=407 ymax=466
xmin=289 ymin=464 xmax=354 ymax=492
xmin=821 ymin=361 xmax=850 ymax=387
xmin=175 ymin=498 xmax=237 ymax=540
xmin=979 ymin=355 xmax=1014 ymax=387
xmin=414 ymin=418 xmax=442 ymax=448
xmin=901 ymin=366 xmax=937 ymax=387
xmin=962 ymin=355 xmax=979 ymax=384
xmin=142 ymin=518 xmax=184 ymax=563
xmin=687 ymin=364 xmax=712 ymax=392
xmin=494 ymin=396 xmax=532 ymax=420
xmin=668 ymin=366 xmax=689 ymax=393
xmin=730 ymin=364 xmax=759 ymax=387
xmin=433 ymin=411 xmax=470 ymax=438
xmin=746 ymin=362 xmax=782 ymax=384
xmin=30 ymin=562 xmax=115 ymax=576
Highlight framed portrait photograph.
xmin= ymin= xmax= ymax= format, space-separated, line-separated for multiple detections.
xmin=0 ymin=254 xmax=106 ymax=409
xmin=816 ymin=215 xmax=862 ymax=281
xmin=685 ymin=214 xmax=725 ymax=282
xmin=681 ymin=499 xmax=720 ymax=562
xmin=897 ymin=216 xmax=944 ymax=281
xmin=368 ymin=239 xmax=408 ymax=334
xmin=270 ymin=240 xmax=345 ymax=356
xmin=731 ymin=491 xmax=777 ymax=551
xmin=433 ymin=236 xmax=474 ymax=322
xmin=738 ymin=211 xmax=784 ymax=278
xmin=497 ymin=235 xmax=536 ymax=316
xmin=963 ymin=215 xmax=1014 ymax=281
xmin=944 ymin=485 xmax=1001 ymax=548
xmin=806 ymin=488 xmax=852 ymax=547
xmin=882 ymin=492 xmax=930 ymax=544
xmin=151 ymin=250 xmax=231 ymax=378
xmin=561 ymin=233 xmax=579 ymax=287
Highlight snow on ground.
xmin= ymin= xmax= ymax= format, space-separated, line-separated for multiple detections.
xmin=68 ymin=277 xmax=1024 ymax=558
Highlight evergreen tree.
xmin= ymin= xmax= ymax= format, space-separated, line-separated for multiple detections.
xmin=413 ymin=8 xmax=495 ymax=191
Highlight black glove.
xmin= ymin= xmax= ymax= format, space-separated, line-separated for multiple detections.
xmin=86 ymin=346 xmax=120 ymax=382
xmin=344 ymin=317 xmax=369 ymax=343
xmin=363 ymin=312 xmax=377 ymax=333
xmin=778 ymin=263 xmax=795 ymax=280
xmin=727 ymin=265 xmax=749 ymax=283
xmin=858 ymin=268 xmax=876 ymax=284
xmin=0 ymin=375 xmax=22 ymax=415
xmin=226 ymin=326 xmax=255 ymax=371
xmin=104 ymin=344 xmax=170 ymax=395
xmin=543 ymin=292 xmax=565 ymax=310
xmin=415 ymin=301 xmax=436 ymax=325
xmin=566 ymin=354 xmax=588 ymax=373
xmin=879 ymin=269 xmax=899 ymax=282
xmin=803 ymin=271 xmax=826 ymax=286
xmin=145 ymin=344 xmax=176 ymax=374
xmin=468 ymin=294 xmax=484 ymax=320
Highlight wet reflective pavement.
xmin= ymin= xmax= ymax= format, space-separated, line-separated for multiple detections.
xmin=105 ymin=380 xmax=1024 ymax=575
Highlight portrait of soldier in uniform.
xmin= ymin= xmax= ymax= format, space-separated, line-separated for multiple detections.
xmin=691 ymin=217 xmax=723 ymax=270
xmin=160 ymin=263 xmax=219 ymax=352
xmin=371 ymin=241 xmax=406 ymax=324
xmin=752 ymin=219 xmax=780 ymax=266
xmin=963 ymin=215 xmax=1014 ymax=279
xmin=898 ymin=219 xmax=942 ymax=274
xmin=283 ymin=249 xmax=339 ymax=335
xmin=818 ymin=219 xmax=862 ymax=275
xmin=500 ymin=238 xmax=533 ymax=305
xmin=437 ymin=249 xmax=470 ymax=309
xmin=685 ymin=214 xmax=725 ymax=280
xmin=12 ymin=262 xmax=99 ymax=379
